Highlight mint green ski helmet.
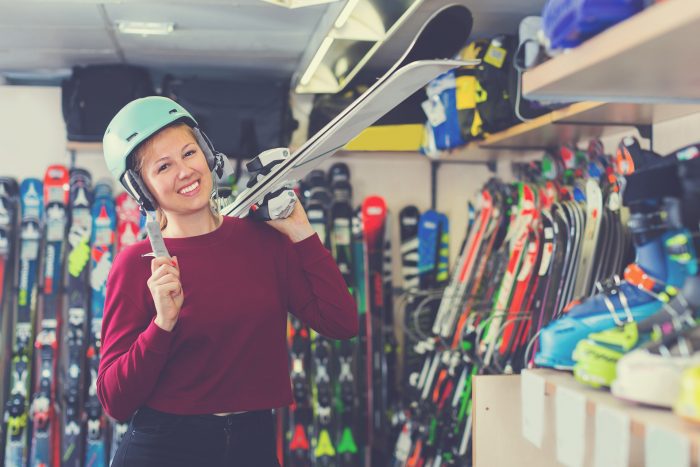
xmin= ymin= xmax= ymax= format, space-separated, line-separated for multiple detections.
xmin=103 ymin=96 xmax=225 ymax=212
xmin=103 ymin=96 xmax=197 ymax=182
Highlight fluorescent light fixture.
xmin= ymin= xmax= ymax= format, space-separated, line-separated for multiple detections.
xmin=294 ymin=0 xmax=423 ymax=93
xmin=261 ymin=0 xmax=340 ymax=8
xmin=300 ymin=36 xmax=334 ymax=86
xmin=334 ymin=0 xmax=360 ymax=28
xmin=117 ymin=21 xmax=175 ymax=36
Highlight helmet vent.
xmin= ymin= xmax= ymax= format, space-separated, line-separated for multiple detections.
xmin=169 ymin=108 xmax=179 ymax=115
xmin=126 ymin=132 xmax=139 ymax=142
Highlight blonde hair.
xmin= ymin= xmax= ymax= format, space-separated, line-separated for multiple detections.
xmin=131 ymin=122 xmax=220 ymax=231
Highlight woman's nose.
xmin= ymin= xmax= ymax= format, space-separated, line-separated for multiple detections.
xmin=176 ymin=161 xmax=195 ymax=178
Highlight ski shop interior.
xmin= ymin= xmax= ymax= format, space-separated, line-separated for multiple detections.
xmin=1 ymin=0 xmax=700 ymax=466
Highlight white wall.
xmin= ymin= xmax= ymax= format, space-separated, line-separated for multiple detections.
xmin=8 ymin=84 xmax=697 ymax=359
xmin=0 ymin=85 xmax=498 ymax=285
xmin=0 ymin=85 xmax=111 ymax=182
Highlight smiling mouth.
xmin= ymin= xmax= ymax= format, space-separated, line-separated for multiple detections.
xmin=178 ymin=180 xmax=200 ymax=195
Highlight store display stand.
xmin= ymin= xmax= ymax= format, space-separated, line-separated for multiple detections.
xmin=473 ymin=369 xmax=700 ymax=467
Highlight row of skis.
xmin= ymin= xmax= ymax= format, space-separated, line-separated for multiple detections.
xmin=282 ymin=162 xmax=403 ymax=467
xmin=0 ymin=167 xmax=142 ymax=466
xmin=388 ymin=138 xmax=652 ymax=466
xmin=0 ymin=134 xmax=678 ymax=466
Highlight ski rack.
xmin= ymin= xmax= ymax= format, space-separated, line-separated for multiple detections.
xmin=428 ymin=159 xmax=498 ymax=211
xmin=550 ymin=119 xmax=654 ymax=151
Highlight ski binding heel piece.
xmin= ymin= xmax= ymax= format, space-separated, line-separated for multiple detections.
xmin=245 ymin=148 xmax=290 ymax=188
xmin=250 ymin=188 xmax=297 ymax=221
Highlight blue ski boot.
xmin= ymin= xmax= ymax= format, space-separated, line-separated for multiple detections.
xmin=536 ymin=199 xmax=697 ymax=369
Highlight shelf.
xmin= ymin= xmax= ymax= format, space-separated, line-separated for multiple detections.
xmin=522 ymin=0 xmax=700 ymax=103
xmin=473 ymin=369 xmax=700 ymax=466
xmin=66 ymin=141 xmax=103 ymax=152
xmin=66 ymin=102 xmax=700 ymax=160
xmin=536 ymin=368 xmax=700 ymax=456
xmin=476 ymin=101 xmax=700 ymax=151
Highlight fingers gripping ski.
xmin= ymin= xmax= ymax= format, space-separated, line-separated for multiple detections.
xmin=245 ymin=148 xmax=297 ymax=221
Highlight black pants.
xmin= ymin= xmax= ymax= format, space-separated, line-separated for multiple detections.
xmin=111 ymin=407 xmax=280 ymax=467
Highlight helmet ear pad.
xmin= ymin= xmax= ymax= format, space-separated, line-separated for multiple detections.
xmin=192 ymin=127 xmax=225 ymax=179
xmin=121 ymin=170 xmax=158 ymax=213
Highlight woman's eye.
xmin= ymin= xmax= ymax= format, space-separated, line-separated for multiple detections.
xmin=184 ymin=150 xmax=196 ymax=158
xmin=157 ymin=163 xmax=169 ymax=173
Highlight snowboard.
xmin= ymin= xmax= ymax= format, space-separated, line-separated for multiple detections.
xmin=220 ymin=4 xmax=476 ymax=220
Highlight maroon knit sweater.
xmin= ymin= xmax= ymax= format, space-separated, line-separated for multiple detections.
xmin=97 ymin=216 xmax=358 ymax=422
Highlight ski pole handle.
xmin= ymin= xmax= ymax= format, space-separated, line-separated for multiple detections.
xmin=145 ymin=219 xmax=170 ymax=259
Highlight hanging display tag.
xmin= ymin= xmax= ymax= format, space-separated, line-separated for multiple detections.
xmin=645 ymin=425 xmax=690 ymax=467
xmin=593 ymin=405 xmax=630 ymax=467
xmin=484 ymin=43 xmax=507 ymax=68
xmin=421 ymin=98 xmax=447 ymax=127
xmin=521 ymin=370 xmax=545 ymax=448
xmin=555 ymin=386 xmax=587 ymax=467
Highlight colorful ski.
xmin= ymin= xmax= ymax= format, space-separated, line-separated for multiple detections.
xmin=29 ymin=165 xmax=69 ymax=467
xmin=5 ymin=178 xmax=43 ymax=467
xmin=60 ymin=169 xmax=92 ymax=467
xmin=84 ymin=181 xmax=116 ymax=467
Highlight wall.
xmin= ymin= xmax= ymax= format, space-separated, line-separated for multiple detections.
xmin=0 ymin=85 xmax=498 ymax=286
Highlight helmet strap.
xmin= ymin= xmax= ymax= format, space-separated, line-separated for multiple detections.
xmin=122 ymin=169 xmax=158 ymax=214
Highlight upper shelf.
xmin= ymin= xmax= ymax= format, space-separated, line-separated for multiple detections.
xmin=522 ymin=0 xmax=700 ymax=104
xmin=66 ymin=141 xmax=103 ymax=152
xmin=68 ymin=101 xmax=700 ymax=161
xmin=477 ymin=101 xmax=700 ymax=151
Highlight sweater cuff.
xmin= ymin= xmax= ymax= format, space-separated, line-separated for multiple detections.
xmin=293 ymin=233 xmax=330 ymax=266
xmin=141 ymin=319 xmax=175 ymax=355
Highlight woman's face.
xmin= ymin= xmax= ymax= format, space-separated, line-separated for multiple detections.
xmin=138 ymin=124 xmax=213 ymax=216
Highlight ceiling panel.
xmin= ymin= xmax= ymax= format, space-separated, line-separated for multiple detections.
xmin=104 ymin=3 xmax=327 ymax=31
xmin=0 ymin=0 xmax=549 ymax=83
xmin=126 ymin=51 xmax=299 ymax=74
xmin=115 ymin=29 xmax=308 ymax=54
xmin=0 ymin=27 xmax=113 ymax=49
xmin=0 ymin=49 xmax=118 ymax=70
xmin=0 ymin=3 xmax=104 ymax=27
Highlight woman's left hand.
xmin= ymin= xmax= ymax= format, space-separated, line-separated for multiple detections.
xmin=266 ymin=198 xmax=316 ymax=243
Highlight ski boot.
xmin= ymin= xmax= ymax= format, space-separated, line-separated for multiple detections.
xmin=572 ymin=277 xmax=696 ymax=388
xmin=536 ymin=214 xmax=695 ymax=369
xmin=536 ymin=155 xmax=697 ymax=370
xmin=612 ymin=323 xmax=700 ymax=407
xmin=674 ymin=365 xmax=700 ymax=423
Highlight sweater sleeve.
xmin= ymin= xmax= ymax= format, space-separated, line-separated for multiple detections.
xmin=96 ymin=250 xmax=175 ymax=422
xmin=285 ymin=233 xmax=359 ymax=339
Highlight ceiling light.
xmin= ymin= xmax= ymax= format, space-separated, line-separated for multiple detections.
xmin=261 ymin=0 xmax=341 ymax=8
xmin=334 ymin=0 xmax=359 ymax=28
xmin=116 ymin=21 xmax=175 ymax=36
xmin=300 ymin=36 xmax=334 ymax=86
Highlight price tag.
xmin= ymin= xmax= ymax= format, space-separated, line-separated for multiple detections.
xmin=645 ymin=425 xmax=689 ymax=467
xmin=421 ymin=98 xmax=447 ymax=127
xmin=594 ymin=405 xmax=629 ymax=467
xmin=521 ymin=370 xmax=545 ymax=448
xmin=555 ymin=386 xmax=587 ymax=467
xmin=484 ymin=44 xmax=507 ymax=69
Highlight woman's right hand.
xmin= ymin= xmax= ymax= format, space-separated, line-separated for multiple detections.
xmin=148 ymin=256 xmax=183 ymax=332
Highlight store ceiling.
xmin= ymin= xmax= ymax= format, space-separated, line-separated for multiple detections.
xmin=0 ymin=0 xmax=545 ymax=85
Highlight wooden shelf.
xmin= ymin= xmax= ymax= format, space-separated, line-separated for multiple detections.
xmin=473 ymin=369 xmax=700 ymax=466
xmin=66 ymin=101 xmax=700 ymax=160
xmin=523 ymin=0 xmax=700 ymax=103
xmin=536 ymin=368 xmax=700 ymax=465
xmin=66 ymin=141 xmax=103 ymax=152
xmin=476 ymin=101 xmax=700 ymax=151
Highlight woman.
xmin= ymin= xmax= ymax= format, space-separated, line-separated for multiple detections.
xmin=98 ymin=96 xmax=358 ymax=467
